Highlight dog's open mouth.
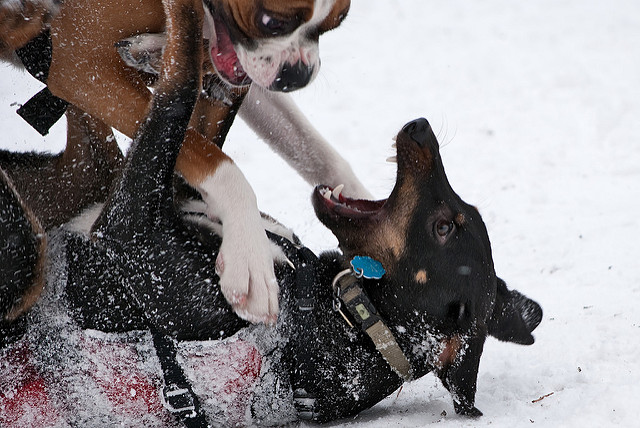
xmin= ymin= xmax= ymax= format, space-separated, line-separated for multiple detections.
xmin=208 ymin=15 xmax=251 ymax=87
xmin=312 ymin=118 xmax=431 ymax=231
xmin=314 ymin=186 xmax=387 ymax=221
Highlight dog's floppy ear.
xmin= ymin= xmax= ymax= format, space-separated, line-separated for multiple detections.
xmin=487 ymin=278 xmax=543 ymax=345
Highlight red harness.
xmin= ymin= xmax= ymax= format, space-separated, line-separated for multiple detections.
xmin=1 ymin=334 xmax=263 ymax=427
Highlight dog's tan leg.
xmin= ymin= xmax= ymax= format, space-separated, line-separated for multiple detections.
xmin=41 ymin=105 xmax=123 ymax=228
xmin=57 ymin=105 xmax=124 ymax=217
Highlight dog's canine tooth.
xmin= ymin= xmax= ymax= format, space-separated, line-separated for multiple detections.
xmin=332 ymin=184 xmax=344 ymax=200
xmin=386 ymin=156 xmax=397 ymax=163
xmin=323 ymin=188 xmax=332 ymax=200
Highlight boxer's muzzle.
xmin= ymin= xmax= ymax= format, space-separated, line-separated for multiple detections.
xmin=269 ymin=60 xmax=315 ymax=92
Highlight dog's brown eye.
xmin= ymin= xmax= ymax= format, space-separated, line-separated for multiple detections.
xmin=434 ymin=219 xmax=454 ymax=241
xmin=259 ymin=13 xmax=298 ymax=36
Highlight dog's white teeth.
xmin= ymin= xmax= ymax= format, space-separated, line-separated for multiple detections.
xmin=386 ymin=156 xmax=397 ymax=163
xmin=332 ymin=184 xmax=345 ymax=200
xmin=391 ymin=142 xmax=397 ymax=149
xmin=392 ymin=135 xmax=397 ymax=141
xmin=323 ymin=188 xmax=332 ymax=200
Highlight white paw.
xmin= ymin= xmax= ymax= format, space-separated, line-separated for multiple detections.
xmin=215 ymin=220 xmax=279 ymax=324
xmin=198 ymin=162 xmax=282 ymax=324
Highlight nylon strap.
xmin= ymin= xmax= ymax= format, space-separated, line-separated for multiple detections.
xmin=15 ymin=31 xmax=69 ymax=135
xmin=112 ymin=250 xmax=209 ymax=428
xmin=264 ymin=231 xmax=321 ymax=419
xmin=335 ymin=272 xmax=412 ymax=381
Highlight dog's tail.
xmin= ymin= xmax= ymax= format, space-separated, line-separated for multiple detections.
xmin=0 ymin=0 xmax=61 ymax=59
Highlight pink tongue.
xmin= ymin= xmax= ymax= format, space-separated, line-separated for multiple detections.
xmin=211 ymin=18 xmax=248 ymax=84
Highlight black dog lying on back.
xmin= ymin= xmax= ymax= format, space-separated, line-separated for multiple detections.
xmin=1 ymin=7 xmax=542 ymax=425
xmin=58 ymin=111 xmax=542 ymax=423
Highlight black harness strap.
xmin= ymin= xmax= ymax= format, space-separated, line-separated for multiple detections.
xmin=16 ymin=87 xmax=69 ymax=136
xmin=15 ymin=31 xmax=69 ymax=135
xmin=265 ymin=231 xmax=322 ymax=420
xmin=113 ymin=256 xmax=209 ymax=428
xmin=149 ymin=325 xmax=209 ymax=428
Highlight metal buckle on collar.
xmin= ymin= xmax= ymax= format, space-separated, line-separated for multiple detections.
xmin=162 ymin=383 xmax=197 ymax=418
xmin=331 ymin=268 xmax=354 ymax=328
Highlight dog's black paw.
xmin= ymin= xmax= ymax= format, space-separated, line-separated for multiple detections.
xmin=454 ymin=402 xmax=483 ymax=417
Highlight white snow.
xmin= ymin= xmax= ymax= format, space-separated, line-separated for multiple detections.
xmin=1 ymin=0 xmax=639 ymax=426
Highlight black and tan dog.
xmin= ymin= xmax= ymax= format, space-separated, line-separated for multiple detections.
xmin=1 ymin=0 xmax=368 ymax=325
xmin=0 ymin=6 xmax=541 ymax=423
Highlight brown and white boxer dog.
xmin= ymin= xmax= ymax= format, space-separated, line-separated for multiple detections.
xmin=0 ymin=0 xmax=369 ymax=324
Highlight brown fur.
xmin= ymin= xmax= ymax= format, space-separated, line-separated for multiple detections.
xmin=222 ymin=0 xmax=349 ymax=38
xmin=45 ymin=0 xmax=239 ymax=188
xmin=0 ymin=0 xmax=59 ymax=57
xmin=415 ymin=269 xmax=428 ymax=284
xmin=341 ymin=177 xmax=419 ymax=273
xmin=437 ymin=335 xmax=463 ymax=368
xmin=0 ymin=105 xmax=124 ymax=229
xmin=43 ymin=0 xmax=348 ymax=189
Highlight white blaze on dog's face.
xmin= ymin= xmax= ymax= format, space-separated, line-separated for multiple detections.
xmin=202 ymin=0 xmax=350 ymax=91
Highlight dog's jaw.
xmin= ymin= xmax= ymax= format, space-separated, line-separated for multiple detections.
xmin=203 ymin=5 xmax=251 ymax=87
xmin=204 ymin=0 xmax=338 ymax=90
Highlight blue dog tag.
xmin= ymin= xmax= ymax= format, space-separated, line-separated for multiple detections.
xmin=350 ymin=256 xmax=386 ymax=279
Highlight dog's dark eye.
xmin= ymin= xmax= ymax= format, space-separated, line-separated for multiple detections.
xmin=259 ymin=13 xmax=298 ymax=36
xmin=434 ymin=219 xmax=455 ymax=242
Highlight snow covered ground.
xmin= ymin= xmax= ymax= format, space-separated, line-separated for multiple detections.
xmin=1 ymin=0 xmax=639 ymax=426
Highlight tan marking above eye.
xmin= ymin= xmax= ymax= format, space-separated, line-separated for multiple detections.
xmin=415 ymin=269 xmax=428 ymax=284
xmin=455 ymin=213 xmax=466 ymax=226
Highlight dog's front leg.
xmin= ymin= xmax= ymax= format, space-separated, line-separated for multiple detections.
xmin=436 ymin=334 xmax=485 ymax=417
xmin=177 ymin=129 xmax=279 ymax=324
xmin=239 ymin=85 xmax=373 ymax=199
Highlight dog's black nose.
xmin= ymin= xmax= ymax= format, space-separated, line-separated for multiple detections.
xmin=270 ymin=61 xmax=314 ymax=92
xmin=402 ymin=118 xmax=433 ymax=147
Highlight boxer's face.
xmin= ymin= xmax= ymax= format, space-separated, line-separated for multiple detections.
xmin=203 ymin=0 xmax=350 ymax=91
